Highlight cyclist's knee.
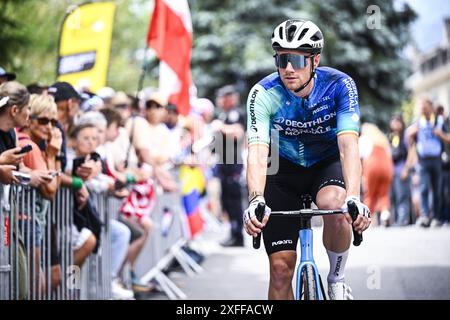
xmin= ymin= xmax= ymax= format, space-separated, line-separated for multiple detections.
xmin=270 ymin=257 xmax=295 ymax=285
xmin=316 ymin=186 xmax=345 ymax=210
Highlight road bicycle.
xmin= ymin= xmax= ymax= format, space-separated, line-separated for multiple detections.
xmin=253 ymin=195 xmax=362 ymax=300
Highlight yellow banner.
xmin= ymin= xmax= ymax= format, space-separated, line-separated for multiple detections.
xmin=57 ymin=2 xmax=116 ymax=93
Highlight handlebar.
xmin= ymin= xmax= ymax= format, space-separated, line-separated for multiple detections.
xmin=252 ymin=203 xmax=266 ymax=249
xmin=252 ymin=200 xmax=363 ymax=249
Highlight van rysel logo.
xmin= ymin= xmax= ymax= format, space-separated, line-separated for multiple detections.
xmin=271 ymin=239 xmax=293 ymax=246
xmin=249 ymin=89 xmax=259 ymax=133
xmin=334 ymin=255 xmax=343 ymax=276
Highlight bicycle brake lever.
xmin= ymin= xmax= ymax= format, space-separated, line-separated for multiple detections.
xmin=253 ymin=203 xmax=266 ymax=249
xmin=347 ymin=200 xmax=363 ymax=246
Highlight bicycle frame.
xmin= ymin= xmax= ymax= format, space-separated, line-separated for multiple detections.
xmin=252 ymin=196 xmax=362 ymax=300
xmin=296 ymin=223 xmax=325 ymax=300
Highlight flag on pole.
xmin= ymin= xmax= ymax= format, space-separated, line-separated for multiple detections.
xmin=179 ymin=165 xmax=205 ymax=239
xmin=147 ymin=0 xmax=193 ymax=116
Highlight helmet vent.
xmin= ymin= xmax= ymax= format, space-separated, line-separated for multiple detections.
xmin=298 ymin=28 xmax=309 ymax=41
xmin=287 ymin=25 xmax=297 ymax=41
xmin=310 ymin=31 xmax=322 ymax=41
xmin=278 ymin=27 xmax=284 ymax=40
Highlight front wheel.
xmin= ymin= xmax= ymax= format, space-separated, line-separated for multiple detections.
xmin=301 ymin=264 xmax=317 ymax=300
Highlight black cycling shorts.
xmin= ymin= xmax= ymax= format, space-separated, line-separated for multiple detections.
xmin=263 ymin=156 xmax=345 ymax=255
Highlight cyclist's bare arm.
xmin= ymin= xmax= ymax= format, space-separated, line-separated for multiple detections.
xmin=337 ymin=133 xmax=361 ymax=199
xmin=337 ymin=132 xmax=369 ymax=231
xmin=245 ymin=143 xmax=270 ymax=234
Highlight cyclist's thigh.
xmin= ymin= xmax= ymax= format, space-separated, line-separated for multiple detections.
xmin=310 ymin=157 xmax=345 ymax=203
xmin=263 ymin=172 xmax=309 ymax=256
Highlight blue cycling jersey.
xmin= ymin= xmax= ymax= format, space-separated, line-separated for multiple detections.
xmin=246 ymin=67 xmax=360 ymax=167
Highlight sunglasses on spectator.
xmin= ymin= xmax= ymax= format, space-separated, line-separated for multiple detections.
xmin=145 ymin=101 xmax=163 ymax=109
xmin=31 ymin=116 xmax=58 ymax=126
xmin=274 ymin=53 xmax=313 ymax=69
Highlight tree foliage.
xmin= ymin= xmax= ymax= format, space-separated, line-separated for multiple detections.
xmin=0 ymin=0 xmax=416 ymax=124
xmin=190 ymin=0 xmax=417 ymax=124
xmin=0 ymin=0 xmax=154 ymax=92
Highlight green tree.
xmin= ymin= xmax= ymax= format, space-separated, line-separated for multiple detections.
xmin=305 ymin=0 xmax=417 ymax=124
xmin=190 ymin=0 xmax=304 ymax=100
xmin=0 ymin=0 xmax=155 ymax=92
xmin=190 ymin=0 xmax=416 ymax=125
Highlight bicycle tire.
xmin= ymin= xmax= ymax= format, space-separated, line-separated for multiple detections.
xmin=301 ymin=264 xmax=317 ymax=300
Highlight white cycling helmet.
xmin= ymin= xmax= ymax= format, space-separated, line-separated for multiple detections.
xmin=271 ymin=19 xmax=324 ymax=54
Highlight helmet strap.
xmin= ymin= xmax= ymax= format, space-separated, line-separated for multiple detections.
xmin=294 ymin=55 xmax=316 ymax=94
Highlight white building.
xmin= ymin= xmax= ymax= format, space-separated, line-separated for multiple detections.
xmin=406 ymin=18 xmax=450 ymax=114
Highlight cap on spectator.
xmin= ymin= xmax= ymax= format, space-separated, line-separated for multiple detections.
xmin=216 ymin=85 xmax=237 ymax=98
xmin=111 ymin=91 xmax=132 ymax=107
xmin=0 ymin=66 xmax=16 ymax=81
xmin=191 ymin=98 xmax=214 ymax=116
xmin=145 ymin=91 xmax=167 ymax=108
xmin=80 ymin=95 xmax=104 ymax=112
xmin=48 ymin=81 xmax=81 ymax=102
xmin=97 ymin=87 xmax=116 ymax=101
xmin=166 ymin=103 xmax=178 ymax=114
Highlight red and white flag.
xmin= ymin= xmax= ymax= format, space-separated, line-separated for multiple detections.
xmin=147 ymin=0 xmax=192 ymax=115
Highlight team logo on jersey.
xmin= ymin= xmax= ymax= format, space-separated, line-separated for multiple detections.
xmin=249 ymin=89 xmax=259 ymax=132
xmin=273 ymin=124 xmax=284 ymax=131
xmin=271 ymin=112 xmax=336 ymax=136
xmin=312 ymin=104 xmax=330 ymax=115
xmin=273 ymin=117 xmax=284 ymax=124
xmin=309 ymin=95 xmax=331 ymax=111
xmin=343 ymin=78 xmax=358 ymax=112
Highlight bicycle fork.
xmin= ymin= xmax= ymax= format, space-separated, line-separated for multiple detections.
xmin=295 ymin=225 xmax=325 ymax=300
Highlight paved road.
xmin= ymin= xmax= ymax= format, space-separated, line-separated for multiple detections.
xmin=148 ymin=223 xmax=450 ymax=300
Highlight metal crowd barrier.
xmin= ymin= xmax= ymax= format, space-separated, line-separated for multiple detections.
xmin=0 ymin=185 xmax=74 ymax=300
xmin=79 ymin=192 xmax=112 ymax=300
xmin=0 ymin=179 xmax=201 ymax=300
xmin=135 ymin=187 xmax=204 ymax=300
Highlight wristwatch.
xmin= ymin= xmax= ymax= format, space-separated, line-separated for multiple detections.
xmin=248 ymin=191 xmax=264 ymax=202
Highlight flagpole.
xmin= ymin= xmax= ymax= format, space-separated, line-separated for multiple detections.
xmin=136 ymin=48 xmax=149 ymax=99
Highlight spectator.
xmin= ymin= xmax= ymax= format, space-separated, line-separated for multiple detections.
xmin=66 ymin=124 xmax=99 ymax=267
xmin=97 ymin=87 xmax=116 ymax=109
xmin=407 ymin=99 xmax=447 ymax=227
xmin=17 ymin=93 xmax=62 ymax=294
xmin=388 ymin=114 xmax=412 ymax=226
xmin=213 ymin=85 xmax=246 ymax=247
xmin=0 ymin=81 xmax=30 ymax=184
xmin=26 ymin=83 xmax=48 ymax=95
xmin=48 ymin=81 xmax=91 ymax=216
xmin=18 ymin=94 xmax=61 ymax=198
xmin=433 ymin=106 xmax=450 ymax=225
xmin=100 ymin=107 xmax=151 ymax=186
xmin=135 ymin=92 xmax=177 ymax=192
xmin=48 ymin=81 xmax=81 ymax=134
xmin=359 ymin=123 xmax=393 ymax=227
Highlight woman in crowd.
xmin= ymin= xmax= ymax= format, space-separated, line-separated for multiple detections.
xmin=359 ymin=123 xmax=394 ymax=226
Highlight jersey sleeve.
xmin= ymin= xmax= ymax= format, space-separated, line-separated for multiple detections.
xmin=335 ymin=76 xmax=360 ymax=136
xmin=246 ymin=84 xmax=272 ymax=146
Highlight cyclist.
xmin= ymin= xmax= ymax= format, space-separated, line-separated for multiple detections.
xmin=243 ymin=19 xmax=371 ymax=300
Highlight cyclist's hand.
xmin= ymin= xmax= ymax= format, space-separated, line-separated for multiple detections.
xmin=343 ymin=196 xmax=371 ymax=234
xmin=243 ymin=196 xmax=271 ymax=237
